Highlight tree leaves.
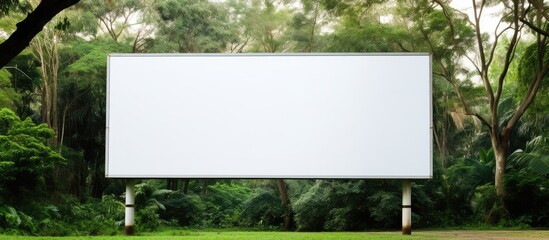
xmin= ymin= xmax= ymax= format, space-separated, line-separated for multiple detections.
xmin=510 ymin=136 xmax=549 ymax=176
xmin=154 ymin=0 xmax=234 ymax=53
xmin=0 ymin=108 xmax=63 ymax=205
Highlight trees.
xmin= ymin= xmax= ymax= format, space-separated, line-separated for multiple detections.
xmin=287 ymin=0 xmax=330 ymax=52
xmin=0 ymin=0 xmax=548 ymax=232
xmin=389 ymin=0 xmax=548 ymax=220
xmin=59 ymin=39 xmax=130 ymax=198
xmin=78 ymin=0 xmax=156 ymax=52
xmin=431 ymin=0 xmax=548 ymax=204
xmin=154 ymin=0 xmax=233 ymax=53
xmin=31 ymin=25 xmax=63 ymax=145
xmin=243 ymin=0 xmax=293 ymax=52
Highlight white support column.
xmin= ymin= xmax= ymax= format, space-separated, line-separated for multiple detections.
xmin=125 ymin=179 xmax=136 ymax=235
xmin=402 ymin=180 xmax=412 ymax=235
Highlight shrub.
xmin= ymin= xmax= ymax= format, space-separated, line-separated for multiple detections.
xmin=240 ymin=188 xmax=284 ymax=228
xmin=293 ymin=181 xmax=332 ymax=231
xmin=157 ymin=191 xmax=204 ymax=226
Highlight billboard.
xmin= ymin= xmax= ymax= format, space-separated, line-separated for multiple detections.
xmin=106 ymin=54 xmax=431 ymax=178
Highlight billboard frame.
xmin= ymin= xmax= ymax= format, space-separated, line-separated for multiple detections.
xmin=106 ymin=53 xmax=433 ymax=179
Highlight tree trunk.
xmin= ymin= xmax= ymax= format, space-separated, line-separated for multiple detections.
xmin=91 ymin=160 xmax=105 ymax=198
xmin=167 ymin=179 xmax=178 ymax=190
xmin=51 ymin=45 xmax=59 ymax=144
xmin=276 ymin=179 xmax=292 ymax=230
xmin=493 ymin=144 xmax=507 ymax=198
xmin=183 ymin=179 xmax=190 ymax=194
xmin=491 ymin=129 xmax=511 ymax=199
xmin=488 ymin=131 xmax=511 ymax=223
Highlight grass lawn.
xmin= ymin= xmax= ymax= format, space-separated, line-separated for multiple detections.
xmin=0 ymin=230 xmax=548 ymax=239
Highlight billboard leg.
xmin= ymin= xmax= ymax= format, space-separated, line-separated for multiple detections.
xmin=402 ymin=179 xmax=412 ymax=235
xmin=125 ymin=179 xmax=136 ymax=235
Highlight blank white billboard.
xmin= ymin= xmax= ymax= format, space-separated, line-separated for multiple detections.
xmin=106 ymin=54 xmax=431 ymax=178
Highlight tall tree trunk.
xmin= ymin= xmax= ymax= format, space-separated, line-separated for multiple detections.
xmin=167 ymin=179 xmax=178 ymax=190
xmin=488 ymin=129 xmax=511 ymax=223
xmin=183 ymin=179 xmax=190 ymax=194
xmin=276 ymin=179 xmax=292 ymax=230
xmin=91 ymin=159 xmax=105 ymax=198
xmin=32 ymin=29 xmax=59 ymax=147
xmin=492 ymin=129 xmax=511 ymax=199
xmin=493 ymin=144 xmax=507 ymax=198
xmin=51 ymin=44 xmax=59 ymax=144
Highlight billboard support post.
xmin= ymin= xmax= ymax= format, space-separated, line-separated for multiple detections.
xmin=124 ymin=179 xmax=135 ymax=236
xmin=402 ymin=179 xmax=412 ymax=235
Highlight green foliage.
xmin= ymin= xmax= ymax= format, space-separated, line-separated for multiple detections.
xmin=4 ymin=50 xmax=41 ymax=119
xmin=0 ymin=195 xmax=124 ymax=236
xmin=134 ymin=182 xmax=167 ymax=231
xmin=367 ymin=191 xmax=400 ymax=227
xmin=516 ymin=42 xmax=549 ymax=115
xmin=503 ymin=136 xmax=549 ymax=226
xmin=510 ymin=136 xmax=549 ymax=176
xmin=57 ymin=38 xmax=131 ymax=199
xmin=201 ymin=183 xmax=252 ymax=227
xmin=0 ymin=206 xmax=34 ymax=233
xmin=1 ymin=0 xmax=549 ymax=234
xmin=0 ymin=108 xmax=63 ymax=205
xmin=286 ymin=0 xmax=330 ymax=52
xmin=242 ymin=0 xmax=293 ymax=53
xmin=0 ymin=0 xmax=31 ymax=17
xmin=439 ymin=152 xmax=495 ymax=224
xmin=326 ymin=23 xmax=407 ymax=52
xmin=155 ymin=182 xmax=253 ymax=228
xmin=154 ymin=0 xmax=234 ymax=53
xmin=293 ymin=181 xmax=332 ymax=231
xmin=34 ymin=195 xmax=124 ymax=236
xmin=158 ymin=191 xmax=204 ymax=226
xmin=294 ymin=180 xmax=373 ymax=231
xmin=503 ymin=170 xmax=549 ymax=225
xmin=0 ymin=69 xmax=20 ymax=110
xmin=471 ymin=184 xmax=498 ymax=223
xmin=62 ymin=39 xmax=130 ymax=87
xmin=240 ymin=188 xmax=284 ymax=228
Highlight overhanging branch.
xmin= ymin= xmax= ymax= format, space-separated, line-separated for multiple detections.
xmin=0 ymin=0 xmax=80 ymax=69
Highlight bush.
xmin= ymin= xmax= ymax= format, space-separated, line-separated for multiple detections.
xmin=201 ymin=183 xmax=252 ymax=227
xmin=367 ymin=191 xmax=400 ymax=228
xmin=323 ymin=207 xmax=352 ymax=231
xmin=0 ymin=206 xmax=35 ymax=234
xmin=240 ymin=188 xmax=284 ymax=228
xmin=158 ymin=191 xmax=204 ymax=226
xmin=293 ymin=181 xmax=334 ymax=231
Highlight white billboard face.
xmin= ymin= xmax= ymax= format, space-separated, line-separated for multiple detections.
xmin=106 ymin=54 xmax=431 ymax=178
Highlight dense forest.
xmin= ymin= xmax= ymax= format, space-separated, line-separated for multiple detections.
xmin=0 ymin=0 xmax=548 ymax=236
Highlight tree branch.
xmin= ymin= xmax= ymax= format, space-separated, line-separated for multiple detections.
xmin=527 ymin=0 xmax=549 ymax=22
xmin=469 ymin=112 xmax=492 ymax=129
xmin=520 ymin=18 xmax=549 ymax=37
xmin=472 ymin=0 xmax=495 ymax=109
xmin=0 ymin=0 xmax=80 ymax=69
xmin=506 ymin=65 xmax=549 ymax=131
xmin=486 ymin=17 xmax=507 ymax=67
xmin=493 ymin=0 xmax=521 ymax=118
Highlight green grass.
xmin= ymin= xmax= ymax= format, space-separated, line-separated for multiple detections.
xmin=0 ymin=232 xmax=422 ymax=240
xmin=1 ymin=230 xmax=548 ymax=239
